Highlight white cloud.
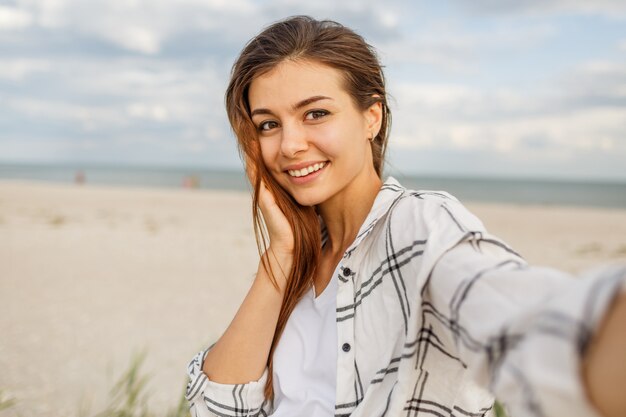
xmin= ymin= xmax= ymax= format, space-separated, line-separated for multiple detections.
xmin=575 ymin=60 xmax=626 ymax=76
xmin=6 ymin=96 xmax=128 ymax=131
xmin=382 ymin=36 xmax=477 ymax=73
xmin=1 ymin=54 xmax=232 ymax=164
xmin=380 ymin=21 xmax=555 ymax=73
xmin=393 ymin=83 xmax=474 ymax=109
xmin=392 ymin=104 xmax=626 ymax=160
xmin=1 ymin=0 xmax=624 ymax=178
xmin=544 ymin=0 xmax=626 ymax=16
xmin=451 ymin=0 xmax=626 ymax=17
xmin=0 ymin=5 xmax=33 ymax=30
xmin=13 ymin=0 xmax=259 ymax=53
xmin=0 ymin=59 xmax=51 ymax=80
xmin=126 ymin=103 xmax=169 ymax=122
xmin=205 ymin=125 xmax=226 ymax=142
xmin=390 ymin=57 xmax=626 ymax=158
xmin=19 ymin=0 xmax=69 ymax=29
xmin=379 ymin=10 xmax=399 ymax=29
xmin=554 ymin=60 xmax=626 ymax=109
xmin=107 ymin=26 xmax=162 ymax=55
xmin=3 ymin=0 xmax=406 ymax=59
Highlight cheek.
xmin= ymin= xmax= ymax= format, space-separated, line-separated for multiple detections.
xmin=316 ymin=122 xmax=366 ymax=161
xmin=259 ymin=140 xmax=277 ymax=168
xmin=259 ymin=140 xmax=288 ymax=184
xmin=313 ymin=125 xmax=345 ymax=157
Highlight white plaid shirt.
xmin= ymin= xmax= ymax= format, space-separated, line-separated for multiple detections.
xmin=186 ymin=177 xmax=625 ymax=417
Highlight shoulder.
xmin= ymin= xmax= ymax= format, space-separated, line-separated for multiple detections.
xmin=386 ymin=181 xmax=485 ymax=235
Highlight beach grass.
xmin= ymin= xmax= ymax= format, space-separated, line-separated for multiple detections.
xmin=494 ymin=401 xmax=509 ymax=417
xmin=0 ymin=354 xmax=190 ymax=417
xmin=87 ymin=352 xmax=189 ymax=417
xmin=0 ymin=389 xmax=17 ymax=412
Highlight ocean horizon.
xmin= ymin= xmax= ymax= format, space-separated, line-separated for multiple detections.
xmin=1 ymin=162 xmax=625 ymax=209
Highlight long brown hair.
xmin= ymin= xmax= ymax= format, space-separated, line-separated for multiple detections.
xmin=225 ymin=15 xmax=391 ymax=403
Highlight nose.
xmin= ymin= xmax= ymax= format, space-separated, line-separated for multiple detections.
xmin=280 ymin=121 xmax=308 ymax=158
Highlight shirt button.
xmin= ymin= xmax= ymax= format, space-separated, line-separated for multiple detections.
xmin=342 ymin=343 xmax=351 ymax=352
xmin=342 ymin=268 xmax=352 ymax=277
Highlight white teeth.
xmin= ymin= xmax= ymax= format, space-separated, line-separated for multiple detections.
xmin=287 ymin=162 xmax=326 ymax=178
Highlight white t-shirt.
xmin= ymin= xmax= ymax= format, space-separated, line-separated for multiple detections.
xmin=271 ymin=272 xmax=338 ymax=416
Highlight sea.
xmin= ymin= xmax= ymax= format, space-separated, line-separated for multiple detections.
xmin=1 ymin=162 xmax=625 ymax=209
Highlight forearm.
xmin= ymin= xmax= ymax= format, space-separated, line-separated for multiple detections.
xmin=202 ymin=250 xmax=291 ymax=384
xmin=583 ymin=292 xmax=626 ymax=417
xmin=427 ymin=236 xmax=626 ymax=417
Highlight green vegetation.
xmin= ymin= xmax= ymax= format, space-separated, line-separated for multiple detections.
xmin=494 ymin=401 xmax=509 ymax=417
xmin=89 ymin=352 xmax=189 ymax=417
xmin=0 ymin=389 xmax=17 ymax=412
xmin=0 ymin=353 xmax=189 ymax=417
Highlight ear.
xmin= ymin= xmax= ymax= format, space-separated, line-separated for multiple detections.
xmin=364 ymin=97 xmax=383 ymax=138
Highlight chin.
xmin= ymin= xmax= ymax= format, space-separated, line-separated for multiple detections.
xmin=292 ymin=193 xmax=323 ymax=207
xmin=287 ymin=187 xmax=328 ymax=207
xmin=275 ymin=175 xmax=335 ymax=207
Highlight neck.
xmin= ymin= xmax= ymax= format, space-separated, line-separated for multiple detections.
xmin=317 ymin=168 xmax=382 ymax=258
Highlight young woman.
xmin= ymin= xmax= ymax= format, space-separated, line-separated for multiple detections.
xmin=186 ymin=16 xmax=626 ymax=417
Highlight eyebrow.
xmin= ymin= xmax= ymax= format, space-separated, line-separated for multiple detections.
xmin=250 ymin=95 xmax=332 ymax=117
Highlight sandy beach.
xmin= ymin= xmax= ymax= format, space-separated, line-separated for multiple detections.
xmin=1 ymin=180 xmax=626 ymax=417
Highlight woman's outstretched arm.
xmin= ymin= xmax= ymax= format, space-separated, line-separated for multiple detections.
xmin=404 ymin=194 xmax=626 ymax=417
xmin=583 ymin=293 xmax=626 ymax=417
xmin=427 ymin=237 xmax=625 ymax=417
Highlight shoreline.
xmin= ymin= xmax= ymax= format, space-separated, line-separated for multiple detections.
xmin=2 ymin=170 xmax=626 ymax=209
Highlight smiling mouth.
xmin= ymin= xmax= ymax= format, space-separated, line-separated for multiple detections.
xmin=287 ymin=162 xmax=327 ymax=178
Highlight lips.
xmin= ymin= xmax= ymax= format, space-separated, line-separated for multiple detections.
xmin=286 ymin=161 xmax=327 ymax=178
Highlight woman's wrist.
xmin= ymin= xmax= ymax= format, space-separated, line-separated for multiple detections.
xmin=267 ymin=245 xmax=293 ymax=263
xmin=257 ymin=247 xmax=293 ymax=294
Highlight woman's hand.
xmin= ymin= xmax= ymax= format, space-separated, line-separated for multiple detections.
xmin=246 ymin=160 xmax=294 ymax=294
xmin=245 ymin=158 xmax=294 ymax=257
xmin=583 ymin=291 xmax=626 ymax=417
xmin=256 ymin=179 xmax=294 ymax=256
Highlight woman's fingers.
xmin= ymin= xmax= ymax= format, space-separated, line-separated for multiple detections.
xmin=245 ymin=157 xmax=294 ymax=255
xmin=257 ymin=181 xmax=294 ymax=255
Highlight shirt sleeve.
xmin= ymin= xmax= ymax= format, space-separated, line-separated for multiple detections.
xmin=423 ymin=199 xmax=626 ymax=417
xmin=185 ymin=347 xmax=270 ymax=417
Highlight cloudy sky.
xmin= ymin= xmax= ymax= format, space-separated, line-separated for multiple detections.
xmin=1 ymin=0 xmax=625 ymax=180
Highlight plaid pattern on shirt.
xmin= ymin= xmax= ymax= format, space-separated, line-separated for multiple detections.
xmin=186 ymin=177 xmax=625 ymax=417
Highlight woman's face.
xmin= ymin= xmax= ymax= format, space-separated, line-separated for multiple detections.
xmin=248 ymin=59 xmax=382 ymax=207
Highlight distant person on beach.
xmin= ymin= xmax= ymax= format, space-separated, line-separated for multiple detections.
xmin=186 ymin=16 xmax=626 ymax=417
xmin=183 ymin=175 xmax=200 ymax=189
xmin=74 ymin=170 xmax=85 ymax=185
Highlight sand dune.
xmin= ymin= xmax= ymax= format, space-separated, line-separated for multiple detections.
xmin=1 ymin=180 xmax=625 ymax=417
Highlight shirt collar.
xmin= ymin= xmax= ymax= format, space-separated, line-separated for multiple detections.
xmin=343 ymin=176 xmax=406 ymax=257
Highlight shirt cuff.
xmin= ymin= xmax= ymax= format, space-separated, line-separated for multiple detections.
xmin=186 ymin=348 xmax=269 ymax=417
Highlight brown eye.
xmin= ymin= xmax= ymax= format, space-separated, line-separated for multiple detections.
xmin=259 ymin=120 xmax=279 ymax=131
xmin=305 ymin=109 xmax=329 ymax=120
